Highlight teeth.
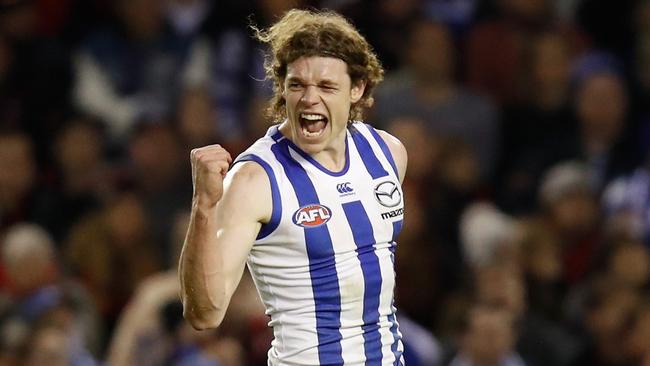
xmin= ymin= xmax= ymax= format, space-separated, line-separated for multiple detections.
xmin=301 ymin=113 xmax=326 ymax=121
xmin=302 ymin=126 xmax=325 ymax=137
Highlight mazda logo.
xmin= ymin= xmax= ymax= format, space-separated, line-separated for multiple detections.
xmin=374 ymin=181 xmax=401 ymax=207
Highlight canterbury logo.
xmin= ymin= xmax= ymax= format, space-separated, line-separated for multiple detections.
xmin=374 ymin=181 xmax=401 ymax=207
xmin=336 ymin=182 xmax=353 ymax=194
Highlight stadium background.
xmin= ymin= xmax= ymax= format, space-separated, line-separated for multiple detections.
xmin=1 ymin=0 xmax=650 ymax=365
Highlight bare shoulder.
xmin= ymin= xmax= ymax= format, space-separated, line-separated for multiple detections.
xmin=227 ymin=160 xmax=268 ymax=185
xmin=376 ymin=129 xmax=408 ymax=183
xmin=219 ymin=161 xmax=272 ymax=223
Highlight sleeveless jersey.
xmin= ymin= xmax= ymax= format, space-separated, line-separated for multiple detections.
xmin=233 ymin=122 xmax=405 ymax=365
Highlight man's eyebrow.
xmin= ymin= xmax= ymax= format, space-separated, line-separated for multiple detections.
xmin=285 ymin=76 xmax=304 ymax=83
xmin=319 ymin=79 xmax=339 ymax=86
xmin=285 ymin=76 xmax=340 ymax=86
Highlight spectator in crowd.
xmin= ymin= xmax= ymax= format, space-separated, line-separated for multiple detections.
xmin=341 ymin=0 xmax=422 ymax=71
xmin=0 ymin=131 xmax=58 ymax=235
xmin=571 ymin=52 xmax=640 ymax=188
xmin=448 ymin=304 xmax=526 ymax=366
xmin=176 ymin=87 xmax=248 ymax=156
xmin=127 ymin=123 xmax=191 ymax=266
xmin=422 ymin=0 xmax=479 ymax=32
xmin=473 ymin=263 xmax=580 ymax=366
xmin=428 ymin=137 xmax=484 ymax=293
xmin=46 ymin=118 xmax=110 ymax=242
xmin=386 ymin=117 xmax=443 ymax=185
xmin=73 ymin=0 xmax=196 ymax=143
xmin=516 ymin=218 xmax=566 ymax=323
xmin=181 ymin=0 xmax=310 ymax=145
xmin=64 ymin=190 xmax=161 ymax=332
xmin=373 ymin=19 xmax=499 ymax=182
xmin=1 ymin=2 xmax=650 ymax=365
xmin=176 ymin=88 xmax=221 ymax=150
xmin=0 ymin=131 xmax=37 ymax=232
xmin=399 ymin=313 xmax=443 ymax=366
xmin=0 ymin=0 xmax=73 ymax=162
xmin=107 ymin=211 xmax=265 ymax=366
xmin=602 ymin=145 xmax=650 ymax=248
xmin=604 ymin=240 xmax=649 ymax=292
xmin=571 ymin=277 xmax=640 ymax=366
xmin=625 ymin=298 xmax=650 ymax=365
xmin=20 ymin=321 xmax=98 ymax=366
xmin=460 ymin=202 xmax=517 ymax=270
xmin=0 ymin=223 xmax=100 ymax=361
xmin=165 ymin=0 xmax=212 ymax=38
xmin=498 ymin=30 xmax=580 ymax=213
xmin=538 ymin=161 xmax=602 ymax=285
xmin=466 ymin=0 xmax=584 ymax=105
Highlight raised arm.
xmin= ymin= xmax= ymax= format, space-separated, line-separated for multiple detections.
xmin=377 ymin=129 xmax=408 ymax=184
xmin=179 ymin=145 xmax=271 ymax=330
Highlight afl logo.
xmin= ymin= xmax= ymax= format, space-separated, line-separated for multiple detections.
xmin=374 ymin=181 xmax=401 ymax=207
xmin=292 ymin=204 xmax=332 ymax=228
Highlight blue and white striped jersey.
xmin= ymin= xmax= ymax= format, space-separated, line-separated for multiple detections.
xmin=233 ymin=122 xmax=405 ymax=365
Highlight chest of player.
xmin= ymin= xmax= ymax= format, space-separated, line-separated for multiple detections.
xmin=288 ymin=173 xmax=403 ymax=230
xmin=272 ymin=154 xmax=404 ymax=261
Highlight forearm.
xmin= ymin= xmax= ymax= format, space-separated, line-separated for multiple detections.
xmin=179 ymin=201 xmax=232 ymax=329
xmin=179 ymin=160 xmax=268 ymax=330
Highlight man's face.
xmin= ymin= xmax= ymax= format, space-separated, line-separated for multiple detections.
xmin=282 ymin=56 xmax=364 ymax=154
xmin=577 ymin=73 xmax=627 ymax=141
xmin=465 ymin=308 xmax=516 ymax=365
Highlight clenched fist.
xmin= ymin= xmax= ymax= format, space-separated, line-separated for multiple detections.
xmin=190 ymin=144 xmax=232 ymax=208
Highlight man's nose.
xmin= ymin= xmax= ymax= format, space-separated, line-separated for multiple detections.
xmin=300 ymin=85 xmax=320 ymax=105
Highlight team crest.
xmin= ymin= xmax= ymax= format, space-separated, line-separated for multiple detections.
xmin=292 ymin=204 xmax=332 ymax=228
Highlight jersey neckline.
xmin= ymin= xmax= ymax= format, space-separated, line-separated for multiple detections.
xmin=266 ymin=124 xmax=351 ymax=177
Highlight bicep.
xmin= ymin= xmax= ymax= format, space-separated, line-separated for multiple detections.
xmin=211 ymin=162 xmax=272 ymax=278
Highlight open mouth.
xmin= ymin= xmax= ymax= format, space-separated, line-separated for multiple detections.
xmin=299 ymin=113 xmax=328 ymax=138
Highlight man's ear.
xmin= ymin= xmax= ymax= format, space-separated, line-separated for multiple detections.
xmin=350 ymin=80 xmax=366 ymax=103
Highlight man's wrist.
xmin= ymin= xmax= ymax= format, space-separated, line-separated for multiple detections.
xmin=192 ymin=194 xmax=220 ymax=212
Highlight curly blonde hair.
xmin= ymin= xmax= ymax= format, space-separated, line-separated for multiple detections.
xmin=253 ymin=9 xmax=384 ymax=122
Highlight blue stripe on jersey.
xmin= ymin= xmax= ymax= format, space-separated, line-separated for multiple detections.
xmin=351 ymin=127 xmax=389 ymax=179
xmin=389 ymin=218 xmax=403 ymax=365
xmin=236 ymin=154 xmax=282 ymax=240
xmin=365 ymin=124 xmax=399 ymax=178
xmin=392 ymin=220 xmax=403 ymax=243
xmin=342 ymin=200 xmax=383 ymax=364
xmin=271 ymin=141 xmax=344 ymax=366
xmin=388 ymin=312 xmax=403 ymax=365
xmin=267 ymin=124 xmax=283 ymax=141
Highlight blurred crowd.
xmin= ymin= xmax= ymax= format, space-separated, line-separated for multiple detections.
xmin=1 ymin=0 xmax=650 ymax=365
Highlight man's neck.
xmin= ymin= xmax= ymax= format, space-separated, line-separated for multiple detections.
xmin=279 ymin=122 xmax=348 ymax=172
xmin=310 ymin=131 xmax=348 ymax=172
